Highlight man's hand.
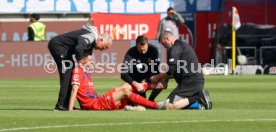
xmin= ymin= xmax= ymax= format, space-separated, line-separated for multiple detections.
xmin=132 ymin=81 xmax=146 ymax=93
xmin=155 ymin=82 xmax=166 ymax=89
xmin=158 ymin=78 xmax=169 ymax=89
xmin=69 ymin=107 xmax=80 ymax=112
xmin=150 ymin=73 xmax=168 ymax=83
xmin=150 ymin=78 xmax=168 ymax=89
xmin=69 ymin=109 xmax=79 ymax=112
xmin=150 ymin=75 xmax=160 ymax=83
xmin=171 ymin=10 xmax=176 ymax=15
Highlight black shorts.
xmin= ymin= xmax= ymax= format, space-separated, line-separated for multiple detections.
xmin=168 ymin=83 xmax=203 ymax=104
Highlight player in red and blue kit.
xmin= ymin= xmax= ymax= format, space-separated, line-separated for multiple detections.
xmin=68 ymin=53 xmax=169 ymax=111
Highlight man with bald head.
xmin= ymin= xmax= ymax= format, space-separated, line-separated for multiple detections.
xmin=48 ymin=23 xmax=112 ymax=111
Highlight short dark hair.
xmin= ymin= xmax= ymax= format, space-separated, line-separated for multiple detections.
xmin=167 ymin=7 xmax=174 ymax=12
xmin=30 ymin=13 xmax=40 ymax=20
xmin=136 ymin=35 xmax=148 ymax=45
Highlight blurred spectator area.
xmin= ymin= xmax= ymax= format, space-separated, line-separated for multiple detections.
xmin=214 ymin=24 xmax=276 ymax=66
xmin=0 ymin=13 xmax=91 ymax=42
xmin=0 ymin=13 xmax=90 ymax=22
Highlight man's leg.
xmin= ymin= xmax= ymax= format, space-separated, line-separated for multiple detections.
xmin=148 ymin=78 xmax=168 ymax=101
xmin=53 ymin=57 xmax=74 ymax=109
xmin=166 ymin=84 xmax=190 ymax=110
xmin=167 ymin=94 xmax=190 ymax=110
xmin=111 ymin=83 xmax=169 ymax=109
xmin=59 ymin=65 xmax=73 ymax=107
xmin=148 ymin=89 xmax=162 ymax=101
xmin=49 ymin=45 xmax=65 ymax=110
xmin=112 ymin=87 xmax=158 ymax=109
xmin=113 ymin=83 xmax=132 ymax=92
xmin=167 ymin=91 xmax=202 ymax=110
xmin=48 ymin=44 xmax=73 ymax=110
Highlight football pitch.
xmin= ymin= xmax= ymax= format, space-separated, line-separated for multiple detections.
xmin=0 ymin=75 xmax=276 ymax=132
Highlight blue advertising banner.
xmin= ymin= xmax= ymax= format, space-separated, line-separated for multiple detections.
xmin=0 ymin=0 xmax=223 ymax=13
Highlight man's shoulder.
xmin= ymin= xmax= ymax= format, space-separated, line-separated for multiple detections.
xmin=148 ymin=44 xmax=158 ymax=49
xmin=161 ymin=17 xmax=169 ymax=21
xmin=175 ymin=40 xmax=188 ymax=47
xmin=61 ymin=29 xmax=88 ymax=37
xmin=172 ymin=40 xmax=182 ymax=48
xmin=126 ymin=46 xmax=137 ymax=55
xmin=169 ymin=40 xmax=184 ymax=53
xmin=148 ymin=44 xmax=159 ymax=53
xmin=174 ymin=40 xmax=195 ymax=55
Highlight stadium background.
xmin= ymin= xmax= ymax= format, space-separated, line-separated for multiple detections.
xmin=1 ymin=0 xmax=276 ymax=78
xmin=0 ymin=1 xmax=276 ymax=131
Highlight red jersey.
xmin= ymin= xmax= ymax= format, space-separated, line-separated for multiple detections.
xmin=71 ymin=67 xmax=99 ymax=109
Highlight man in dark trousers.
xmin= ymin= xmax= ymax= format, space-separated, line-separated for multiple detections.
xmin=150 ymin=31 xmax=212 ymax=110
xmin=121 ymin=35 xmax=167 ymax=101
xmin=48 ymin=23 xmax=112 ymax=111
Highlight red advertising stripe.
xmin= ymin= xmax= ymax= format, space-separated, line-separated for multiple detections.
xmin=92 ymin=13 xmax=160 ymax=40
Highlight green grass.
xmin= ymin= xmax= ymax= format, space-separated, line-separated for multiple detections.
xmin=0 ymin=75 xmax=276 ymax=132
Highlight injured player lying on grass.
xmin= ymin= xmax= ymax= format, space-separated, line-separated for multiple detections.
xmin=68 ymin=53 xmax=169 ymax=111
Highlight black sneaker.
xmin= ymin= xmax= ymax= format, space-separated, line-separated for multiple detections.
xmin=199 ymin=89 xmax=212 ymax=110
xmin=54 ymin=105 xmax=68 ymax=111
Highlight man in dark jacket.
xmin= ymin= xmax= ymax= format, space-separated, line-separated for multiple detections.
xmin=48 ymin=24 xmax=112 ymax=111
xmin=121 ymin=35 xmax=167 ymax=101
xmin=150 ymin=31 xmax=212 ymax=110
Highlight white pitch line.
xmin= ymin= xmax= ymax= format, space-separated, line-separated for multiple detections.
xmin=0 ymin=119 xmax=276 ymax=132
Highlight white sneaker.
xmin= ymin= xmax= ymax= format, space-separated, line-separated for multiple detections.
xmin=157 ymin=99 xmax=170 ymax=110
xmin=125 ymin=105 xmax=146 ymax=111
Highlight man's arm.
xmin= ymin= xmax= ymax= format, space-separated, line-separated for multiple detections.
xmin=156 ymin=20 xmax=163 ymax=40
xmin=174 ymin=12 xmax=185 ymax=24
xmin=28 ymin=27 xmax=34 ymax=41
xmin=120 ymin=54 xmax=135 ymax=84
xmin=121 ymin=71 xmax=145 ymax=92
xmin=150 ymin=73 xmax=167 ymax=83
xmin=152 ymin=46 xmax=160 ymax=75
xmin=69 ymin=67 xmax=83 ymax=111
xmin=69 ymin=85 xmax=79 ymax=111
xmin=167 ymin=46 xmax=181 ymax=76
xmin=121 ymin=53 xmax=145 ymax=92
xmin=150 ymin=46 xmax=180 ymax=82
xmin=75 ymin=34 xmax=96 ymax=59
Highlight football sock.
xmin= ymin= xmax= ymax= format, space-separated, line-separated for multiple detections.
xmin=143 ymin=83 xmax=151 ymax=91
xmin=131 ymin=83 xmax=151 ymax=93
xmin=129 ymin=93 xmax=157 ymax=109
